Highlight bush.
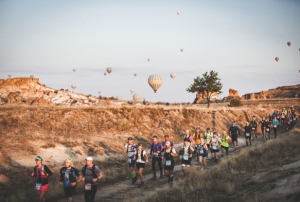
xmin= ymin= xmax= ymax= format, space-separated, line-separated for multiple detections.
xmin=228 ymin=98 xmax=242 ymax=107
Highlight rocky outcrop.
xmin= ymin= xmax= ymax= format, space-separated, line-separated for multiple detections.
xmin=194 ymin=92 xmax=220 ymax=104
xmin=242 ymin=84 xmax=300 ymax=100
xmin=229 ymin=88 xmax=239 ymax=96
xmin=0 ymin=77 xmax=112 ymax=106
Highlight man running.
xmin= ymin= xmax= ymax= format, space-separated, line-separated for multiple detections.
xmin=250 ymin=116 xmax=258 ymax=140
xmin=204 ymin=127 xmax=213 ymax=160
xmin=244 ymin=122 xmax=252 ymax=147
xmin=228 ymin=122 xmax=240 ymax=152
xmin=134 ymin=143 xmax=148 ymax=185
xmin=124 ymin=137 xmax=138 ymax=184
xmin=59 ymin=158 xmax=82 ymax=202
xmin=272 ymin=116 xmax=280 ymax=138
xmin=265 ymin=118 xmax=272 ymax=140
xmin=162 ymin=134 xmax=174 ymax=148
xmin=221 ymin=131 xmax=230 ymax=157
xmin=81 ymin=157 xmax=103 ymax=202
xmin=150 ymin=135 xmax=163 ymax=179
xmin=180 ymin=138 xmax=194 ymax=179
xmin=31 ymin=156 xmax=53 ymax=202
xmin=260 ymin=117 xmax=267 ymax=140
xmin=163 ymin=141 xmax=178 ymax=184
xmin=193 ymin=127 xmax=203 ymax=160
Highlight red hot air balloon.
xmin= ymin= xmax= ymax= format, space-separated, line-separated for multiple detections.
xmin=275 ymin=57 xmax=279 ymax=62
xmin=104 ymin=73 xmax=107 ymax=76
xmin=287 ymin=42 xmax=291 ymax=47
xmin=134 ymin=73 xmax=137 ymax=77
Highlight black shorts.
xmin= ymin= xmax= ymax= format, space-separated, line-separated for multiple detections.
xmin=164 ymin=159 xmax=174 ymax=171
xmin=206 ymin=144 xmax=210 ymax=149
xmin=221 ymin=145 xmax=229 ymax=150
xmin=181 ymin=159 xmax=191 ymax=166
xmin=210 ymin=149 xmax=219 ymax=153
xmin=64 ymin=186 xmax=76 ymax=198
xmin=136 ymin=163 xmax=145 ymax=169
xmin=231 ymin=135 xmax=237 ymax=142
xmin=128 ymin=158 xmax=136 ymax=167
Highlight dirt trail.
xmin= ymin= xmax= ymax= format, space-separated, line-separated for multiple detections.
xmin=56 ymin=126 xmax=296 ymax=202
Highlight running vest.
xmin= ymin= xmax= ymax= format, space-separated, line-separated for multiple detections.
xmin=250 ymin=120 xmax=258 ymax=127
xmin=135 ymin=150 xmax=146 ymax=162
xmin=221 ymin=135 xmax=230 ymax=147
xmin=204 ymin=132 xmax=213 ymax=144
xmin=164 ymin=148 xmax=175 ymax=160
xmin=82 ymin=164 xmax=97 ymax=178
xmin=60 ymin=167 xmax=77 ymax=187
xmin=198 ymin=144 xmax=205 ymax=155
xmin=193 ymin=133 xmax=203 ymax=145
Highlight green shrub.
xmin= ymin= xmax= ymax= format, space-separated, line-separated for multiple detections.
xmin=228 ymin=98 xmax=242 ymax=107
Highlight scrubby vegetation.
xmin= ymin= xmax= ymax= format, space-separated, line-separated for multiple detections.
xmin=228 ymin=98 xmax=243 ymax=107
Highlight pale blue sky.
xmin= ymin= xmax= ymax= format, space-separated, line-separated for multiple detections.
xmin=0 ymin=0 xmax=299 ymax=102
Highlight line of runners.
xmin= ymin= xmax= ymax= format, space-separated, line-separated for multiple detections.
xmin=31 ymin=107 xmax=298 ymax=202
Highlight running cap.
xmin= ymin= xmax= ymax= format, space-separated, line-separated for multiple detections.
xmin=66 ymin=158 xmax=74 ymax=165
xmin=165 ymin=141 xmax=171 ymax=145
xmin=128 ymin=137 xmax=133 ymax=140
xmin=85 ymin=157 xmax=93 ymax=161
xmin=35 ymin=156 xmax=43 ymax=161
xmin=206 ymin=127 xmax=210 ymax=130
xmin=232 ymin=122 xmax=236 ymax=124
xmin=138 ymin=143 xmax=143 ymax=147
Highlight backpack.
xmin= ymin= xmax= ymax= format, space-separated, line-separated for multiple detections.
xmin=82 ymin=164 xmax=97 ymax=178
xmin=180 ymin=146 xmax=191 ymax=155
xmin=60 ymin=167 xmax=77 ymax=183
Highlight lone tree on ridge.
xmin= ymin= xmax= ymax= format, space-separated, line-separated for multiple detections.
xmin=186 ymin=70 xmax=222 ymax=108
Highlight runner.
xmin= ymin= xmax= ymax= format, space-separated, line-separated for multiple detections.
xmin=183 ymin=129 xmax=194 ymax=143
xmin=221 ymin=131 xmax=231 ymax=157
xmin=180 ymin=138 xmax=194 ymax=179
xmin=163 ymin=141 xmax=178 ymax=184
xmin=204 ymin=127 xmax=213 ymax=160
xmin=59 ymin=158 xmax=82 ymax=202
xmin=81 ymin=157 xmax=103 ymax=202
xmin=197 ymin=138 xmax=208 ymax=170
xmin=31 ymin=156 xmax=53 ymax=202
xmin=123 ymin=137 xmax=138 ymax=184
xmin=250 ymin=116 xmax=258 ymax=140
xmin=162 ymin=134 xmax=174 ymax=148
xmin=150 ymin=135 xmax=163 ymax=179
xmin=272 ymin=116 xmax=280 ymax=138
xmin=244 ymin=122 xmax=252 ymax=147
xmin=281 ymin=108 xmax=286 ymax=125
xmin=260 ymin=117 xmax=267 ymax=140
xmin=210 ymin=132 xmax=222 ymax=164
xmin=228 ymin=122 xmax=240 ymax=152
xmin=265 ymin=118 xmax=272 ymax=140
xmin=193 ymin=127 xmax=203 ymax=159
xmin=285 ymin=114 xmax=292 ymax=130
xmin=133 ymin=143 xmax=148 ymax=185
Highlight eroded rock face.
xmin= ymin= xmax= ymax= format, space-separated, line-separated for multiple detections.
xmin=229 ymin=88 xmax=239 ymax=96
xmin=194 ymin=92 xmax=220 ymax=104
xmin=0 ymin=77 xmax=103 ymax=106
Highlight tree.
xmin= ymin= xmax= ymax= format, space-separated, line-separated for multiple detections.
xmin=186 ymin=70 xmax=222 ymax=108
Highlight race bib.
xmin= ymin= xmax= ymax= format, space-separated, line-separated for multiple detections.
xmin=165 ymin=160 xmax=172 ymax=166
xmin=153 ymin=152 xmax=158 ymax=156
xmin=85 ymin=184 xmax=91 ymax=190
xmin=252 ymin=127 xmax=256 ymax=131
xmin=199 ymin=149 xmax=204 ymax=154
xmin=212 ymin=145 xmax=218 ymax=150
xmin=127 ymin=158 xmax=132 ymax=164
xmin=266 ymin=128 xmax=269 ymax=131
xmin=183 ymin=154 xmax=189 ymax=160
xmin=274 ymin=125 xmax=277 ymax=128
xmin=246 ymin=133 xmax=250 ymax=137
xmin=35 ymin=182 xmax=41 ymax=190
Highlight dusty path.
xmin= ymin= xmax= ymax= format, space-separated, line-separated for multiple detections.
xmin=57 ymin=127 xmax=295 ymax=202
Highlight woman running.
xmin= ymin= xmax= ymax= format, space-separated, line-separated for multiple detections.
xmin=260 ymin=117 xmax=267 ymax=140
xmin=221 ymin=131 xmax=231 ymax=157
xmin=244 ymin=122 xmax=252 ymax=147
xmin=197 ymin=138 xmax=208 ymax=170
xmin=180 ymin=138 xmax=194 ymax=179
xmin=31 ymin=156 xmax=53 ymax=202
xmin=265 ymin=118 xmax=272 ymax=140
xmin=210 ymin=132 xmax=222 ymax=164
xmin=134 ymin=143 xmax=148 ymax=185
xmin=163 ymin=141 xmax=178 ymax=184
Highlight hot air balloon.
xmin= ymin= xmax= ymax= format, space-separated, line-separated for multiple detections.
xmin=73 ymin=68 xmax=76 ymax=72
xmin=30 ymin=75 xmax=34 ymax=78
xmin=147 ymin=58 xmax=150 ymax=62
xmin=170 ymin=73 xmax=176 ymax=79
xmin=104 ymin=72 xmax=107 ymax=76
xmin=8 ymin=75 xmax=11 ymax=78
xmin=133 ymin=94 xmax=142 ymax=102
xmin=177 ymin=11 xmax=180 ymax=15
xmin=71 ymin=84 xmax=76 ymax=92
xmin=287 ymin=42 xmax=291 ymax=47
xmin=130 ymin=89 xmax=135 ymax=94
xmin=299 ymin=48 xmax=300 ymax=51
xmin=98 ymin=91 xmax=101 ymax=95
xmin=275 ymin=57 xmax=279 ymax=62
xmin=134 ymin=73 xmax=137 ymax=77
xmin=180 ymin=48 xmax=183 ymax=52
xmin=117 ymin=96 xmax=123 ymax=100
xmin=148 ymin=74 xmax=163 ymax=93
xmin=106 ymin=67 xmax=112 ymax=74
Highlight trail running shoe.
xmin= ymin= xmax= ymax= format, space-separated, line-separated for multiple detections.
xmin=151 ymin=176 xmax=157 ymax=180
xmin=141 ymin=181 xmax=144 ymax=185
xmin=159 ymin=174 xmax=163 ymax=179
xmin=132 ymin=176 xmax=138 ymax=184
xmin=170 ymin=176 xmax=173 ymax=184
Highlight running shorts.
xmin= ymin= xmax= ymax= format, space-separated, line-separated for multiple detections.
xmin=231 ymin=135 xmax=237 ymax=142
xmin=64 ymin=186 xmax=76 ymax=198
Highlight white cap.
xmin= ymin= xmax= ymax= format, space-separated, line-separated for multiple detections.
xmin=165 ymin=141 xmax=170 ymax=145
xmin=85 ymin=157 xmax=93 ymax=161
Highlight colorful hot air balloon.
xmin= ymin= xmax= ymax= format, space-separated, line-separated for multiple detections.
xmin=106 ymin=67 xmax=112 ymax=74
xmin=147 ymin=58 xmax=150 ymax=62
xmin=133 ymin=94 xmax=142 ymax=102
xmin=275 ymin=57 xmax=279 ymax=62
xmin=30 ymin=75 xmax=34 ymax=78
xmin=134 ymin=73 xmax=137 ymax=77
xmin=117 ymin=96 xmax=123 ymax=100
xmin=287 ymin=42 xmax=291 ymax=47
xmin=177 ymin=11 xmax=180 ymax=15
xmin=130 ymin=89 xmax=135 ymax=94
xmin=180 ymin=48 xmax=183 ymax=52
xmin=98 ymin=91 xmax=101 ymax=95
xmin=71 ymin=84 xmax=76 ymax=92
xmin=73 ymin=68 xmax=76 ymax=72
xmin=8 ymin=75 xmax=11 ymax=78
xmin=148 ymin=74 xmax=163 ymax=93
xmin=170 ymin=73 xmax=176 ymax=79
xmin=104 ymin=72 xmax=107 ymax=76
